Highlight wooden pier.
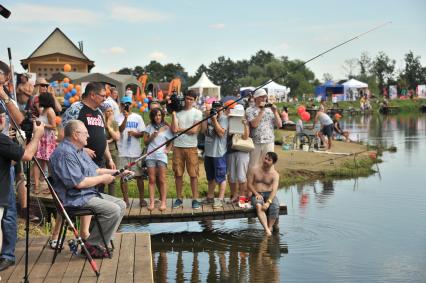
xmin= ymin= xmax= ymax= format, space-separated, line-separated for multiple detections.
xmin=0 ymin=233 xmax=153 ymax=283
xmin=34 ymin=195 xmax=287 ymax=224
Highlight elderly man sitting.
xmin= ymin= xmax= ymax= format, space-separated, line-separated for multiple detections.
xmin=49 ymin=120 xmax=129 ymax=258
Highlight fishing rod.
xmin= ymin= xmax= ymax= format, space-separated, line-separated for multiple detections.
xmin=115 ymin=22 xmax=392 ymax=174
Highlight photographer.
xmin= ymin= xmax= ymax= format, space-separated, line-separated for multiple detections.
xmin=201 ymin=100 xmax=228 ymax=208
xmin=170 ymin=90 xmax=203 ymax=209
xmin=246 ymin=89 xmax=282 ymax=168
xmin=0 ymin=107 xmax=45 ymax=271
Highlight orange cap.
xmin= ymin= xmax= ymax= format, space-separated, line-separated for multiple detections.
xmin=335 ymin=113 xmax=342 ymax=119
xmin=224 ymin=100 xmax=236 ymax=109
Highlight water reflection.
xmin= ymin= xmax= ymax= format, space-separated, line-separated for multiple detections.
xmin=151 ymin=229 xmax=287 ymax=282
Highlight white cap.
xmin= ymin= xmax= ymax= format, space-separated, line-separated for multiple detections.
xmin=253 ymin=88 xmax=267 ymax=98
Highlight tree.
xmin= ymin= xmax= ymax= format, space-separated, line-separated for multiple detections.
xmin=358 ymin=51 xmax=372 ymax=80
xmin=342 ymin=58 xmax=358 ymax=79
xmin=399 ymin=51 xmax=426 ymax=90
xmin=322 ymin=73 xmax=333 ymax=82
xmin=372 ymin=51 xmax=395 ymax=95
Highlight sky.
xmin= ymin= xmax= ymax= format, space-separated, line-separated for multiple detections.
xmin=1 ymin=0 xmax=425 ymax=82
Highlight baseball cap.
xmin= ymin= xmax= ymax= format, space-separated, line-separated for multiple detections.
xmin=120 ymin=96 xmax=132 ymax=104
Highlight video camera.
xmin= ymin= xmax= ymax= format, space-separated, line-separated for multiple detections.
xmin=166 ymin=93 xmax=185 ymax=114
xmin=20 ymin=110 xmax=34 ymax=139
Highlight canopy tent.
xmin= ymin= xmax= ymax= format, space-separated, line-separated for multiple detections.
xmin=49 ymin=72 xmax=142 ymax=97
xmin=342 ymin=79 xmax=368 ymax=101
xmin=188 ymin=72 xmax=221 ymax=99
xmin=259 ymin=80 xmax=290 ymax=102
xmin=315 ymin=80 xmax=344 ymax=101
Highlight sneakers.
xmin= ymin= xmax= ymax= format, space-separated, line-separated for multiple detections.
xmin=238 ymin=196 xmax=252 ymax=209
xmin=213 ymin=198 xmax=223 ymax=208
xmin=81 ymin=242 xmax=111 ymax=259
xmin=202 ymin=197 xmax=214 ymax=205
xmin=192 ymin=199 xmax=201 ymax=210
xmin=172 ymin=198 xmax=183 ymax=209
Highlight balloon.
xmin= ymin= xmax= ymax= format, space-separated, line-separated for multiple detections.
xmin=75 ymin=85 xmax=81 ymax=91
xmin=64 ymin=93 xmax=72 ymax=100
xmin=67 ymin=83 xmax=74 ymax=90
xmin=64 ymin=64 xmax=72 ymax=72
xmin=63 ymin=82 xmax=69 ymax=89
xmin=63 ymin=77 xmax=70 ymax=83
xmin=71 ymin=89 xmax=77 ymax=95
xmin=144 ymin=108 xmax=149 ymax=112
xmin=143 ymin=103 xmax=148 ymax=108
xmin=55 ymin=116 xmax=62 ymax=126
xmin=301 ymin=111 xmax=310 ymax=121
xmin=143 ymin=98 xmax=149 ymax=103
xmin=140 ymin=107 xmax=145 ymax=112
xmin=297 ymin=105 xmax=306 ymax=115
xmin=137 ymin=102 xmax=142 ymax=108
xmin=69 ymin=97 xmax=75 ymax=104
xmin=63 ymin=100 xmax=70 ymax=107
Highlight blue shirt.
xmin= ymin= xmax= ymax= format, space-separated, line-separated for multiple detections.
xmin=49 ymin=139 xmax=100 ymax=207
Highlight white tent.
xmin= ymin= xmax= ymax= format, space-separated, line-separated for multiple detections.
xmin=188 ymin=72 xmax=221 ymax=99
xmin=342 ymin=79 xmax=368 ymax=101
xmin=259 ymin=80 xmax=290 ymax=102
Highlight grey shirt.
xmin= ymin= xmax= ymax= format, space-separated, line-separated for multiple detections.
xmin=49 ymin=139 xmax=100 ymax=207
xmin=204 ymin=115 xmax=228 ymax=157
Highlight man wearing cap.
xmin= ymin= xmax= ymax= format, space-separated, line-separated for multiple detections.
xmin=246 ymin=89 xmax=282 ymax=168
xmin=60 ymin=82 xmax=116 ymax=182
xmin=117 ymin=96 xmax=146 ymax=207
xmin=333 ymin=113 xmax=350 ymax=142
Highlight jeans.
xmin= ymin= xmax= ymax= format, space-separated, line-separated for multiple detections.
xmin=1 ymin=167 xmax=17 ymax=261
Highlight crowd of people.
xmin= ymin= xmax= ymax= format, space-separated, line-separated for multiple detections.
xmin=0 ymin=60 xmax=283 ymax=266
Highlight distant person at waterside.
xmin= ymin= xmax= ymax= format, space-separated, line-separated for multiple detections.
xmin=280 ymin=107 xmax=294 ymax=127
xmin=333 ymin=114 xmax=350 ymax=142
xmin=170 ymin=90 xmax=203 ymax=210
xmin=201 ymin=100 xmax=228 ymax=208
xmin=314 ymin=108 xmax=334 ymax=150
xmin=247 ymin=152 xmax=280 ymax=236
xmin=246 ymin=89 xmax=282 ymax=168
xmin=117 ymin=95 xmax=146 ymax=207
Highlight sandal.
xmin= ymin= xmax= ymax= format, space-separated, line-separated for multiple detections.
xmin=140 ymin=199 xmax=148 ymax=207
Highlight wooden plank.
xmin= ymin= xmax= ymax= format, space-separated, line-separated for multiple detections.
xmin=134 ymin=233 xmax=153 ymax=283
xmin=115 ymin=233 xmax=135 ymax=283
xmin=29 ymin=241 xmax=67 ymax=283
xmin=128 ymin=198 xmax=140 ymax=218
xmin=61 ymin=248 xmax=88 ymax=282
xmin=222 ymin=199 xmax=236 ymax=216
xmin=1 ymin=237 xmax=31 ymax=282
xmin=96 ymin=234 xmax=123 ymax=283
xmin=7 ymin=237 xmax=47 ymax=283
xmin=42 ymin=247 xmax=74 ymax=283
xmin=79 ymin=253 xmax=102 ymax=283
xmin=180 ymin=198 xmax=194 ymax=219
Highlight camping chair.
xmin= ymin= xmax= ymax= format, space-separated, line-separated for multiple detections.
xmin=49 ymin=178 xmax=114 ymax=264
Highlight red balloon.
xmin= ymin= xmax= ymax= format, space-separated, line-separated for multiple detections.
xmin=301 ymin=111 xmax=310 ymax=121
xmin=297 ymin=105 xmax=306 ymax=115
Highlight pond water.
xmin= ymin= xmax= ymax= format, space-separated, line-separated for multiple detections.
xmin=120 ymin=113 xmax=426 ymax=282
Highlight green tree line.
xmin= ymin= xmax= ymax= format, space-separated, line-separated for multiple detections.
xmin=118 ymin=50 xmax=426 ymax=98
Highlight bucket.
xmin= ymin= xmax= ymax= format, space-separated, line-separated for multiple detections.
xmin=303 ymin=144 xmax=309 ymax=152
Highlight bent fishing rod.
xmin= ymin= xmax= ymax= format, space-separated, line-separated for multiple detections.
xmin=115 ymin=22 xmax=391 ymax=174
xmin=0 ymin=100 xmax=101 ymax=278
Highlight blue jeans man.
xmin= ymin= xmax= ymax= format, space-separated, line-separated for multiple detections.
xmin=0 ymin=167 xmax=17 ymax=270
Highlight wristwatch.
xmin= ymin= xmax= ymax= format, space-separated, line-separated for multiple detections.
xmin=2 ymin=96 xmax=11 ymax=104
xmin=267 ymin=199 xmax=272 ymax=204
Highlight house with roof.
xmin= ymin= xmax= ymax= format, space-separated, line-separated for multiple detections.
xmin=20 ymin=28 xmax=94 ymax=79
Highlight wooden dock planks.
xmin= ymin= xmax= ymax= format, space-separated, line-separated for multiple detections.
xmin=1 ymin=233 xmax=153 ymax=283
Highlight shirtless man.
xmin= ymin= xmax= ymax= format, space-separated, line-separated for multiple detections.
xmin=247 ymin=151 xmax=280 ymax=236
xmin=16 ymin=74 xmax=34 ymax=111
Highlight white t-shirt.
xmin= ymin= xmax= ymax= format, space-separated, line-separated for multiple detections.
xmin=144 ymin=124 xmax=174 ymax=164
xmin=174 ymin=108 xmax=202 ymax=148
xmin=116 ymin=113 xmax=145 ymax=157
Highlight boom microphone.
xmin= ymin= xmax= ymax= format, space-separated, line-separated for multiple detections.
xmin=0 ymin=5 xmax=11 ymax=19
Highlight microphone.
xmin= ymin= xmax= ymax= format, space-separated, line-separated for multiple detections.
xmin=0 ymin=5 xmax=11 ymax=19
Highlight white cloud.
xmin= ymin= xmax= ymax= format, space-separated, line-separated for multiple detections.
xmin=279 ymin=42 xmax=290 ymax=50
xmin=148 ymin=51 xmax=167 ymax=61
xmin=209 ymin=23 xmax=225 ymax=29
xmin=9 ymin=4 xmax=98 ymax=24
xmin=101 ymin=47 xmax=126 ymax=54
xmin=110 ymin=6 xmax=169 ymax=23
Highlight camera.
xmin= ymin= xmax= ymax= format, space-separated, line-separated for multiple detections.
xmin=264 ymin=103 xmax=273 ymax=108
xmin=20 ymin=110 xmax=34 ymax=138
xmin=124 ymin=103 xmax=131 ymax=112
xmin=166 ymin=93 xmax=185 ymax=114
xmin=210 ymin=101 xmax=223 ymax=115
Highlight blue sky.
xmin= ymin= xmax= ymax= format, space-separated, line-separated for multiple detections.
xmin=1 ymin=0 xmax=425 ymax=82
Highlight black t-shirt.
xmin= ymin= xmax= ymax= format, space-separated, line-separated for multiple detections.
xmin=0 ymin=133 xmax=24 ymax=207
xmin=77 ymin=104 xmax=107 ymax=166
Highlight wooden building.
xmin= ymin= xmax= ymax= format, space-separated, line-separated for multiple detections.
xmin=20 ymin=28 xmax=94 ymax=79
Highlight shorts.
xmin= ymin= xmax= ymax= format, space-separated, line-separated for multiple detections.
xmin=119 ymin=156 xmax=143 ymax=177
xmin=172 ymin=147 xmax=199 ymax=178
xmin=321 ymin=124 xmax=334 ymax=138
xmin=146 ymin=159 xmax=167 ymax=168
xmin=204 ymin=156 xmax=227 ymax=184
xmin=251 ymin=192 xmax=280 ymax=219
xmin=227 ymin=151 xmax=249 ymax=183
